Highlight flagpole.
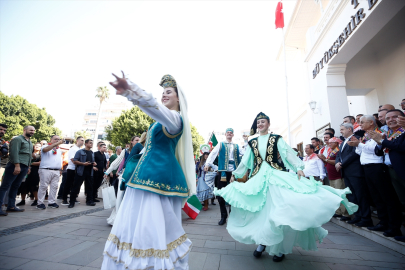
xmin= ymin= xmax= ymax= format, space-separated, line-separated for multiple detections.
xmin=281 ymin=27 xmax=292 ymax=146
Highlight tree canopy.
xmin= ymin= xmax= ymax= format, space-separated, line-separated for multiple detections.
xmin=105 ymin=106 xmax=205 ymax=155
xmin=0 ymin=92 xmax=61 ymax=142
xmin=74 ymin=130 xmax=92 ymax=140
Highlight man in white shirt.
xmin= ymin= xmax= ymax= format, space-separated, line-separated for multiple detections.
xmin=350 ymin=115 xmax=402 ymax=237
xmin=240 ymin=135 xmax=249 ymax=156
xmin=204 ymin=128 xmax=241 ymax=225
xmin=61 ymin=136 xmax=84 ymax=205
xmin=318 ymin=132 xmax=333 ymax=185
xmin=303 ymin=144 xmax=325 ymax=182
xmin=37 ymin=135 xmax=63 ymax=210
xmin=348 ymin=115 xmax=402 ymax=237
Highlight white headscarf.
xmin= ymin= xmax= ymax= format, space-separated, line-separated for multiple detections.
xmin=176 ymin=84 xmax=196 ymax=206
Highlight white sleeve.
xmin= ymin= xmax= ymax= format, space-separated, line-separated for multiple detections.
xmin=122 ymin=79 xmax=182 ymax=135
xmin=205 ymin=144 xmax=220 ymax=167
xmin=105 ymin=151 xmax=126 ymax=174
xmin=317 ymin=159 xmax=326 ymax=180
xmin=68 ymin=148 xmax=76 ymax=160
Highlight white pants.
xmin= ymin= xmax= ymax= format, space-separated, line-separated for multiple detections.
xmin=38 ymin=169 xmax=60 ymax=205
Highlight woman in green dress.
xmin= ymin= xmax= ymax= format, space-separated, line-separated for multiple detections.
xmin=214 ymin=112 xmax=358 ymax=262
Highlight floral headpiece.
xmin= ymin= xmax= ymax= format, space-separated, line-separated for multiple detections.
xmin=328 ymin=137 xmax=342 ymax=144
xmin=159 ymin=74 xmax=177 ymax=88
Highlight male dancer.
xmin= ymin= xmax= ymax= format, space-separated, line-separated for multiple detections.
xmin=205 ymin=128 xmax=241 ymax=225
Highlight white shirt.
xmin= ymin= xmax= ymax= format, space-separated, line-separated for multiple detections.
xmin=320 ymin=145 xmax=329 ymax=157
xmin=240 ymin=141 xmax=249 ymax=156
xmin=67 ymin=145 xmax=80 ymax=170
xmin=39 ymin=146 xmax=62 ymax=170
xmin=341 ymin=134 xmax=354 ymax=151
xmin=356 ymin=139 xmax=383 ymax=165
xmin=205 ymin=141 xmax=235 ymax=171
xmin=303 ymin=155 xmax=325 ymax=179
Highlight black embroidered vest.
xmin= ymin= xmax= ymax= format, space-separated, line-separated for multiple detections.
xmin=248 ymin=134 xmax=287 ymax=177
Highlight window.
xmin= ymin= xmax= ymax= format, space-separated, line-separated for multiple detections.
xmin=86 ymin=113 xmax=96 ymax=116
xmin=90 ymin=120 xmax=97 ymax=124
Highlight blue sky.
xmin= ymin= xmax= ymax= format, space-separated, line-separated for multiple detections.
xmin=1 ymin=0 xmax=298 ymax=140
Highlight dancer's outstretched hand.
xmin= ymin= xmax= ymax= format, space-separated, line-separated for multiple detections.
xmin=297 ymin=170 xmax=305 ymax=180
xmin=110 ymin=71 xmax=130 ymax=95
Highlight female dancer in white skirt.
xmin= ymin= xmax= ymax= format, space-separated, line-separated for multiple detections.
xmin=102 ymin=72 xmax=196 ymax=270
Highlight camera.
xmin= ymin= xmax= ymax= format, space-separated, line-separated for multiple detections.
xmin=0 ymin=142 xmax=9 ymax=158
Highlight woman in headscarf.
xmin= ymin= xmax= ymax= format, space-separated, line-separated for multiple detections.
xmin=196 ymin=152 xmax=214 ymax=210
xmin=102 ymin=72 xmax=195 ymax=270
xmin=214 ymin=112 xmax=358 ymax=263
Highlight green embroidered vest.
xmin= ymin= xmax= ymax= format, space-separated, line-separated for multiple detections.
xmin=248 ymin=134 xmax=287 ymax=177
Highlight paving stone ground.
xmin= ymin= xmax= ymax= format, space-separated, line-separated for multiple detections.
xmin=1 ymin=196 xmax=405 ymax=270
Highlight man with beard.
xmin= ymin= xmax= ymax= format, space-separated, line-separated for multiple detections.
xmin=205 ymin=128 xmax=241 ymax=225
xmin=0 ymin=126 xmax=35 ymax=216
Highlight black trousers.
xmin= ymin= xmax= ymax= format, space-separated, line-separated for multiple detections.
xmin=63 ymin=169 xmax=76 ymax=202
xmin=70 ymin=174 xmax=93 ymax=203
xmin=57 ymin=172 xmax=67 ymax=198
xmin=217 ymin=171 xmax=232 ymax=218
xmin=343 ymin=174 xmax=371 ymax=222
xmin=363 ymin=164 xmax=402 ymax=230
xmin=92 ymin=170 xmax=104 ymax=199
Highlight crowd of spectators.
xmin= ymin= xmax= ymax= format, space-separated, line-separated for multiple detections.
xmin=0 ymin=129 xmax=138 ymax=215
xmin=300 ymin=99 xmax=405 ymax=242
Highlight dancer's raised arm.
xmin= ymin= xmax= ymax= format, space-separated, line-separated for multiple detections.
xmin=110 ymin=71 xmax=181 ymax=135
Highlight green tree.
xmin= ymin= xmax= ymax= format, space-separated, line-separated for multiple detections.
xmin=0 ymin=91 xmax=61 ymax=142
xmin=74 ymin=130 xmax=92 ymax=140
xmin=93 ymin=86 xmax=110 ymax=149
xmin=105 ymin=107 xmax=154 ymax=147
xmin=190 ymin=123 xmax=205 ymax=156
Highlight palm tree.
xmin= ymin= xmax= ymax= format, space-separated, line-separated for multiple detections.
xmin=93 ymin=86 xmax=110 ymax=150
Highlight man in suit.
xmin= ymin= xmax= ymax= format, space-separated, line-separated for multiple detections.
xmin=335 ymin=123 xmax=372 ymax=227
xmin=348 ymin=115 xmax=402 ymax=237
xmin=93 ymin=143 xmax=107 ymax=202
xmin=370 ymin=109 xmax=405 ymax=241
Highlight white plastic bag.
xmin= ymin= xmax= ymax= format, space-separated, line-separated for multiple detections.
xmin=102 ymin=186 xmax=116 ymax=209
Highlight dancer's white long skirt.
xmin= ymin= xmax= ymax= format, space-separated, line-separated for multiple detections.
xmin=102 ymin=188 xmax=192 ymax=270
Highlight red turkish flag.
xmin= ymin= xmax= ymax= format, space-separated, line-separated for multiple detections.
xmin=275 ymin=1 xmax=284 ymax=29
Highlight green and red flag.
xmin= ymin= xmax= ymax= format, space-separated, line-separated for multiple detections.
xmin=182 ymin=195 xmax=202 ymax=220
xmin=208 ymin=132 xmax=218 ymax=150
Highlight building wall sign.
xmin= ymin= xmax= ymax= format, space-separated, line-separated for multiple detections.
xmin=312 ymin=0 xmax=378 ymax=79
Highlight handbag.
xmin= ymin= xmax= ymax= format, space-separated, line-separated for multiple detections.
xmin=98 ymin=178 xmax=109 ymax=199
xmin=101 ymin=182 xmax=116 ymax=209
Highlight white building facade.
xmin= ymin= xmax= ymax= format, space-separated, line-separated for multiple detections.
xmin=278 ymin=0 xmax=405 ymax=148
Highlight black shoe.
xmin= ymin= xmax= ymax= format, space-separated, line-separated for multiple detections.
xmin=61 ymin=201 xmax=69 ymax=206
xmin=57 ymin=196 xmax=62 ymax=200
xmin=16 ymin=200 xmax=25 ymax=206
xmin=218 ymin=217 xmax=227 ymax=225
xmin=383 ymin=229 xmax=402 ymax=238
xmin=273 ymin=254 xmax=285 ymax=262
xmin=355 ymin=221 xmax=374 ymax=227
xmin=31 ymin=200 xmax=38 ymax=206
xmin=367 ymin=224 xmax=388 ymax=232
xmin=253 ymin=245 xmax=266 ymax=258
xmin=48 ymin=203 xmax=59 ymax=208
xmin=93 ymin=199 xmax=100 ymax=202
xmin=340 ymin=216 xmax=351 ymax=222
xmin=36 ymin=204 xmax=46 ymax=210
xmin=347 ymin=218 xmax=361 ymax=224
xmin=211 ymin=199 xmax=216 ymax=205
xmin=86 ymin=202 xmax=96 ymax=206
xmin=7 ymin=207 xmax=25 ymax=212
xmin=75 ymin=200 xmax=80 ymax=204
xmin=394 ymin=236 xmax=405 ymax=242
xmin=0 ymin=209 xmax=8 ymax=216
xmin=68 ymin=202 xmax=75 ymax=208
xmin=333 ymin=214 xmax=342 ymax=218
